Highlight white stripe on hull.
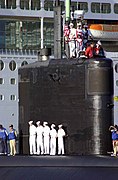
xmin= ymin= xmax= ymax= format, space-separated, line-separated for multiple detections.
xmin=90 ymin=30 xmax=118 ymax=40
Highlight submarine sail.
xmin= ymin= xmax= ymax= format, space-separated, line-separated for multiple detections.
xmin=19 ymin=57 xmax=113 ymax=155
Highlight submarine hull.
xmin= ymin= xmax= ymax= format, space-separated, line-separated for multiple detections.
xmin=19 ymin=58 xmax=113 ymax=155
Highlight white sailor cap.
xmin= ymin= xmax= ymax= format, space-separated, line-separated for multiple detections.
xmin=97 ymin=40 xmax=102 ymax=46
xmin=43 ymin=121 xmax=48 ymax=125
xmin=28 ymin=120 xmax=33 ymax=125
xmin=36 ymin=121 xmax=40 ymax=125
xmin=51 ymin=124 xmax=55 ymax=128
xmin=58 ymin=124 xmax=62 ymax=128
xmin=69 ymin=22 xmax=74 ymax=27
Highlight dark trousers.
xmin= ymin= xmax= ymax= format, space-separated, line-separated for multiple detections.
xmin=3 ymin=139 xmax=8 ymax=154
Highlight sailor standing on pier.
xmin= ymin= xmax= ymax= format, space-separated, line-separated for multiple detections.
xmin=28 ymin=120 xmax=37 ymax=155
xmin=57 ymin=124 xmax=66 ymax=155
xmin=36 ymin=121 xmax=44 ymax=155
xmin=50 ymin=124 xmax=57 ymax=155
xmin=43 ymin=122 xmax=50 ymax=155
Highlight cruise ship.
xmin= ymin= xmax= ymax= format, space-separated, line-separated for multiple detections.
xmin=0 ymin=0 xmax=118 ymax=133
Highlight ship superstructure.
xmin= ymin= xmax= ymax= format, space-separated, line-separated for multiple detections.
xmin=0 ymin=0 xmax=118 ymax=132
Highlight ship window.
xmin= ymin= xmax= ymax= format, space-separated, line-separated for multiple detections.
xmin=21 ymin=61 xmax=28 ymax=66
xmin=71 ymin=2 xmax=88 ymax=12
xmin=114 ymin=4 xmax=118 ymax=14
xmin=10 ymin=95 xmax=16 ymax=101
xmin=9 ymin=60 xmax=16 ymax=71
xmin=71 ymin=2 xmax=77 ymax=10
xmin=21 ymin=21 xmax=41 ymax=50
xmin=0 ymin=60 xmax=4 ymax=71
xmin=115 ymin=64 xmax=118 ymax=73
xmin=6 ymin=0 xmax=16 ymax=9
xmin=44 ymin=0 xmax=53 ymax=11
xmin=101 ymin=3 xmax=111 ymax=14
xmin=43 ymin=20 xmax=54 ymax=54
xmin=31 ymin=0 xmax=40 ymax=10
xmin=77 ymin=2 xmax=88 ymax=12
xmin=0 ymin=94 xmax=4 ymax=101
xmin=10 ymin=78 xmax=16 ymax=85
xmin=60 ymin=1 xmax=64 ymax=12
xmin=0 ymin=0 xmax=5 ymax=8
xmin=91 ymin=3 xmax=100 ymax=13
xmin=0 ymin=78 xmax=4 ymax=84
xmin=20 ymin=0 xmax=29 ymax=10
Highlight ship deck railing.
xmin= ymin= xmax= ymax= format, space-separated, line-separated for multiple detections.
xmin=0 ymin=49 xmax=39 ymax=56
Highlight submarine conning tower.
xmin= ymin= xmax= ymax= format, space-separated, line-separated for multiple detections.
xmin=19 ymin=57 xmax=113 ymax=155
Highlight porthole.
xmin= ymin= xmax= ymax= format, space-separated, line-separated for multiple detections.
xmin=0 ymin=60 xmax=4 ymax=71
xmin=10 ymin=95 xmax=16 ymax=101
xmin=21 ymin=61 xmax=28 ymax=66
xmin=115 ymin=64 xmax=118 ymax=73
xmin=9 ymin=60 xmax=16 ymax=71
xmin=10 ymin=78 xmax=16 ymax=85
xmin=0 ymin=94 xmax=4 ymax=101
xmin=0 ymin=78 xmax=4 ymax=84
xmin=116 ymin=80 xmax=118 ymax=86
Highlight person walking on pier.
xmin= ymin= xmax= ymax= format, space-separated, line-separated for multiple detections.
xmin=57 ymin=124 xmax=66 ymax=155
xmin=28 ymin=120 xmax=37 ymax=155
xmin=36 ymin=121 xmax=44 ymax=155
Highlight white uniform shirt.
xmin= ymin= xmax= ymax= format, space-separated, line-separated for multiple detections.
xmin=29 ymin=125 xmax=36 ymax=136
xmin=58 ymin=128 xmax=65 ymax=138
xmin=69 ymin=28 xmax=76 ymax=41
xmin=43 ymin=125 xmax=50 ymax=137
xmin=50 ymin=128 xmax=57 ymax=138
xmin=36 ymin=125 xmax=44 ymax=136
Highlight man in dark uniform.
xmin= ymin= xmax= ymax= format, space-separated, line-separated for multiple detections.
xmin=83 ymin=24 xmax=93 ymax=50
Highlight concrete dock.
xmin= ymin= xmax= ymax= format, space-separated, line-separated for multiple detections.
xmin=0 ymin=155 xmax=118 ymax=180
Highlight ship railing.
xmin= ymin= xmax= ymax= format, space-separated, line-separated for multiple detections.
xmin=0 ymin=49 xmax=39 ymax=56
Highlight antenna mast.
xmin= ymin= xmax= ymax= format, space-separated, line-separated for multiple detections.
xmin=54 ymin=0 xmax=62 ymax=59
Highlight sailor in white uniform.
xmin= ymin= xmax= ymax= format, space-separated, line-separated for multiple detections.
xmin=50 ymin=124 xmax=57 ymax=155
xmin=68 ymin=22 xmax=76 ymax=58
xmin=28 ymin=120 xmax=36 ymax=155
xmin=57 ymin=124 xmax=66 ymax=155
xmin=43 ymin=122 xmax=50 ymax=154
xmin=36 ymin=121 xmax=44 ymax=155
xmin=76 ymin=22 xmax=83 ymax=57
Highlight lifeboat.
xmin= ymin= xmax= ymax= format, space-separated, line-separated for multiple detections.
xmin=89 ymin=24 xmax=118 ymax=41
